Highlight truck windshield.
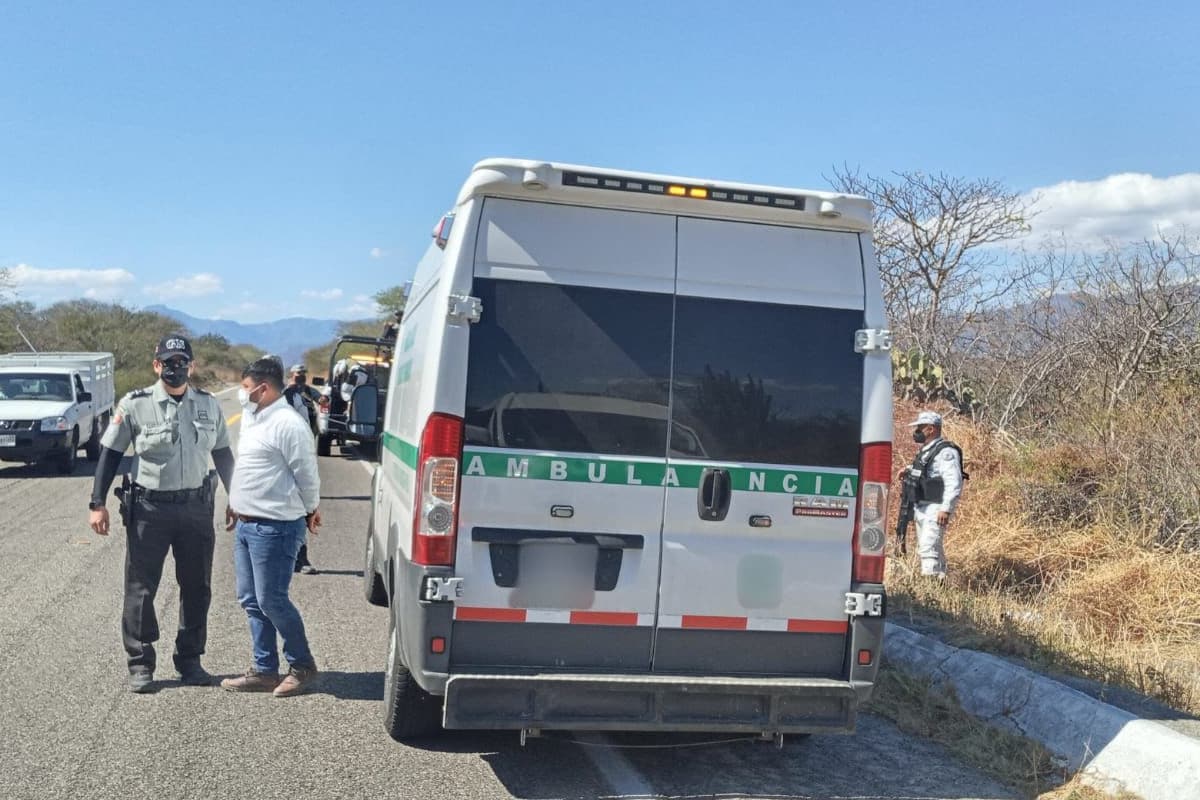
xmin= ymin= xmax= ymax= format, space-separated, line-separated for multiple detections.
xmin=0 ymin=373 xmax=73 ymax=402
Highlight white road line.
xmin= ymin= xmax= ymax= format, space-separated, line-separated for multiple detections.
xmin=359 ymin=460 xmax=375 ymax=478
xmin=214 ymin=386 xmax=239 ymax=397
xmin=577 ymin=734 xmax=656 ymax=798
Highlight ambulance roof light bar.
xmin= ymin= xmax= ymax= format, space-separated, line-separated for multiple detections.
xmin=563 ymin=170 xmax=807 ymax=212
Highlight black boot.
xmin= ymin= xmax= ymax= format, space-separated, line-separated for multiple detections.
xmin=295 ymin=544 xmax=318 ymax=575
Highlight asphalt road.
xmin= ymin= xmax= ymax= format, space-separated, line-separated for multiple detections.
xmin=0 ymin=389 xmax=1020 ymax=800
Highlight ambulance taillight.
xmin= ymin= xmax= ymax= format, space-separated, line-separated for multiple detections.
xmin=412 ymin=413 xmax=464 ymax=566
xmin=853 ymin=441 xmax=892 ymax=583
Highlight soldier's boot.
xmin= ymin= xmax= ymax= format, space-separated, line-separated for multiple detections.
xmin=177 ymin=661 xmax=214 ymax=686
xmin=128 ymin=669 xmax=155 ymax=694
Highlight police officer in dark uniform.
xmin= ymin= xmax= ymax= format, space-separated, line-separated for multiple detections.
xmin=284 ymin=364 xmax=321 ymax=575
xmin=87 ymin=335 xmax=236 ymax=693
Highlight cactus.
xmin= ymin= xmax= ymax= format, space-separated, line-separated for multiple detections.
xmin=892 ymin=348 xmax=978 ymax=414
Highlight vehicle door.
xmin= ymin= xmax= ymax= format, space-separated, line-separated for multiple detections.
xmin=73 ymin=374 xmax=92 ymax=428
xmin=653 ymin=217 xmax=867 ymax=677
xmin=452 ymin=198 xmax=675 ymax=671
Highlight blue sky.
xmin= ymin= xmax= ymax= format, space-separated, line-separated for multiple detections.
xmin=2 ymin=1 xmax=1198 ymax=321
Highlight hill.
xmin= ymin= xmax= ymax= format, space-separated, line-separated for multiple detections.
xmin=145 ymin=305 xmax=342 ymax=366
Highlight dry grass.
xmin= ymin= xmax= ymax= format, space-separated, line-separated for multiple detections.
xmin=890 ymin=399 xmax=1200 ymax=715
xmin=1038 ymin=782 xmax=1141 ymax=800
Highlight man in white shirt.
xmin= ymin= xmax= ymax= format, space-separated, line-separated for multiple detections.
xmin=222 ymin=358 xmax=323 ymax=697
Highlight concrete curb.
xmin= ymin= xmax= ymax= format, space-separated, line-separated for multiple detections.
xmin=883 ymin=623 xmax=1200 ymax=799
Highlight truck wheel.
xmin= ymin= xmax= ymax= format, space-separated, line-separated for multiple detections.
xmin=363 ymin=518 xmax=388 ymax=607
xmin=383 ymin=609 xmax=442 ymax=741
xmin=317 ymin=434 xmax=331 ymax=457
xmin=57 ymin=430 xmax=78 ymax=475
xmin=84 ymin=418 xmax=103 ymax=462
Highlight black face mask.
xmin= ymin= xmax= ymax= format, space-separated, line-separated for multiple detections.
xmin=294 ymin=377 xmax=307 ymax=386
xmin=160 ymin=362 xmax=189 ymax=388
xmin=913 ymin=429 xmax=928 ymax=444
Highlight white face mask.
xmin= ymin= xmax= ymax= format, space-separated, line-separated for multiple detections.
xmin=238 ymin=384 xmax=265 ymax=412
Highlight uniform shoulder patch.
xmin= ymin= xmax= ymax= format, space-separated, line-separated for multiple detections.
xmin=127 ymin=389 xmax=151 ymax=399
xmin=193 ymin=387 xmax=212 ymax=396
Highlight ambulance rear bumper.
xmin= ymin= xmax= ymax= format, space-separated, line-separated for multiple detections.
xmin=443 ymin=673 xmax=872 ymax=734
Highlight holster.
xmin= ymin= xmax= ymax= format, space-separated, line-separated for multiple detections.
xmin=201 ymin=469 xmax=218 ymax=508
xmin=114 ymin=474 xmax=136 ymax=529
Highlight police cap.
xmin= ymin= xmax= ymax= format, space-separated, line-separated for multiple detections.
xmin=155 ymin=334 xmax=193 ymax=361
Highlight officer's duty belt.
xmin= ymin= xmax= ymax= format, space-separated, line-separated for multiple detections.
xmin=136 ymin=485 xmax=206 ymax=503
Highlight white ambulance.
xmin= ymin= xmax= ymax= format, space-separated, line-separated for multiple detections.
xmin=364 ymin=158 xmax=893 ymax=741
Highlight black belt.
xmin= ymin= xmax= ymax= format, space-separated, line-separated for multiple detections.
xmin=236 ymin=514 xmax=285 ymax=524
xmin=136 ymin=485 xmax=206 ymax=503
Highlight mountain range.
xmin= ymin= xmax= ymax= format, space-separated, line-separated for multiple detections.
xmin=146 ymin=305 xmax=342 ymax=366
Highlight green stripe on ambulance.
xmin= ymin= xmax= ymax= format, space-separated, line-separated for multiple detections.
xmin=461 ymin=449 xmax=857 ymax=497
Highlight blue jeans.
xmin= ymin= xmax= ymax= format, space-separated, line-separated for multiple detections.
xmin=233 ymin=518 xmax=315 ymax=673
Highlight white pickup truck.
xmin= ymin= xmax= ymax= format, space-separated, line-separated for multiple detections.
xmin=0 ymin=352 xmax=116 ymax=474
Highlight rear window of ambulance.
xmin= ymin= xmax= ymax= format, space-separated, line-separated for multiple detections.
xmin=464 ymin=278 xmax=673 ymax=458
xmin=671 ymin=296 xmax=864 ymax=468
xmin=464 ymin=279 xmax=865 ymax=468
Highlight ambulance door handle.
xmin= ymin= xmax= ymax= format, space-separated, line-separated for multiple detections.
xmin=697 ymin=467 xmax=731 ymax=522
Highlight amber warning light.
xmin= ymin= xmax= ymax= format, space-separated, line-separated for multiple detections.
xmin=563 ymin=171 xmax=806 ymax=211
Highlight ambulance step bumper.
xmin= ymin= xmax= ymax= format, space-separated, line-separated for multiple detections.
xmin=443 ymin=673 xmax=868 ymax=734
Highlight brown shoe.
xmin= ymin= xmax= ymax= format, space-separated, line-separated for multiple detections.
xmin=220 ymin=669 xmax=281 ymax=692
xmin=273 ymin=664 xmax=319 ymax=697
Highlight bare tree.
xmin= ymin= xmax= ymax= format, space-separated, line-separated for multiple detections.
xmin=1051 ymin=234 xmax=1200 ymax=445
xmin=962 ymin=242 xmax=1085 ymax=434
xmin=828 ymin=167 xmax=1035 ymax=403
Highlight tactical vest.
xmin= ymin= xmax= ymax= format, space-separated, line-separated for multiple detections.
xmin=908 ymin=440 xmax=967 ymax=504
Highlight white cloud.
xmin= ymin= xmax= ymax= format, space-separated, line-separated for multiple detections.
xmin=370 ymin=247 xmax=387 ymax=259
xmin=301 ymin=288 xmax=344 ymax=300
xmin=338 ymin=294 xmax=378 ymax=318
xmin=1024 ymin=173 xmax=1200 ymax=248
xmin=7 ymin=263 xmax=135 ymax=302
xmin=143 ymin=272 xmax=223 ymax=299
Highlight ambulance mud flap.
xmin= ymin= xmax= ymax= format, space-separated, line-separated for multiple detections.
xmin=443 ymin=674 xmax=862 ymax=733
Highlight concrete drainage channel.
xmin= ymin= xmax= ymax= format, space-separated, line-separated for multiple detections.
xmin=884 ymin=623 xmax=1200 ymax=799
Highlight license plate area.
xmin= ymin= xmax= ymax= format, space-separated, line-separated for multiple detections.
xmin=0 ymin=435 xmax=16 ymax=447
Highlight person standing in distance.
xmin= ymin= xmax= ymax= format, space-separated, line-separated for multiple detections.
xmin=903 ymin=411 xmax=964 ymax=579
xmin=87 ymin=335 xmax=236 ymax=693
xmin=284 ymin=364 xmax=321 ymax=575
xmin=284 ymin=364 xmax=321 ymax=435
xmin=222 ymin=358 xmax=322 ymax=697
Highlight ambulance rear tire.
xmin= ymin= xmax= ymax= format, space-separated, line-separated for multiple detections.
xmin=383 ymin=611 xmax=442 ymax=741
xmin=317 ymin=434 xmax=331 ymax=457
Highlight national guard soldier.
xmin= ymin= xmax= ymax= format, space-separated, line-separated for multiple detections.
xmin=87 ymin=335 xmax=236 ymax=693
xmin=284 ymin=363 xmax=321 ymax=436
xmin=901 ymin=411 xmax=965 ymax=579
